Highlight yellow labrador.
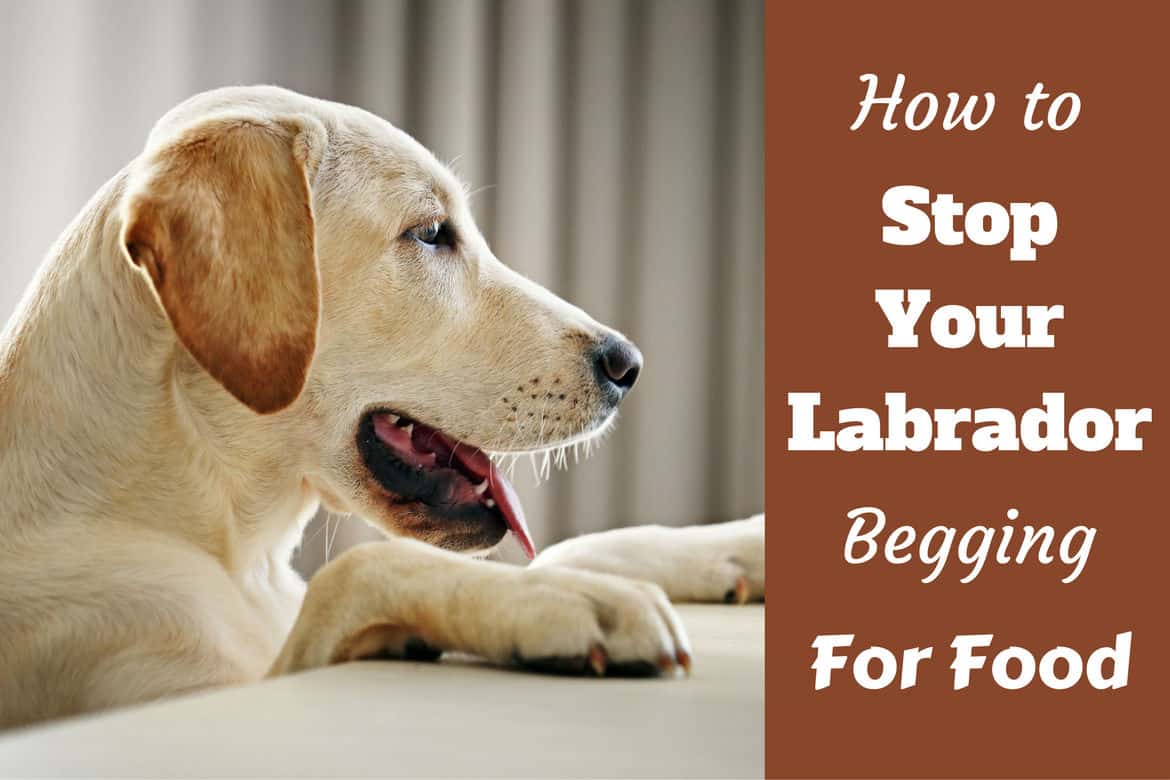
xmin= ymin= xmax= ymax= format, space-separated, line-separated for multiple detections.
xmin=0 ymin=86 xmax=764 ymax=729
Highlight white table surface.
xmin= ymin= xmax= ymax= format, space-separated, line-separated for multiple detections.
xmin=0 ymin=604 xmax=764 ymax=779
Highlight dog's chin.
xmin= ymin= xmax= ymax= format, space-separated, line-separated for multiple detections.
xmin=354 ymin=410 xmax=533 ymax=557
xmin=367 ymin=500 xmax=508 ymax=555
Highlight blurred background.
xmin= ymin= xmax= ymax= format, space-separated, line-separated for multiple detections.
xmin=0 ymin=0 xmax=763 ymax=573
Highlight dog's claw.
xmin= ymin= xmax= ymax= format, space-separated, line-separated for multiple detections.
xmin=677 ymin=650 xmax=692 ymax=676
xmin=588 ymin=644 xmax=607 ymax=676
xmin=734 ymin=575 xmax=749 ymax=605
xmin=657 ymin=653 xmax=677 ymax=675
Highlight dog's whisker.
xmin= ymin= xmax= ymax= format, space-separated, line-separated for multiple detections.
xmin=300 ymin=514 xmax=331 ymax=554
xmin=323 ymin=514 xmax=332 ymax=562
xmin=466 ymin=182 xmax=497 ymax=202
xmin=329 ymin=514 xmax=343 ymax=562
xmin=480 ymin=409 xmax=618 ymax=489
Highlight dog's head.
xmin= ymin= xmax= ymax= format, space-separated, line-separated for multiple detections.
xmin=118 ymin=86 xmax=641 ymax=558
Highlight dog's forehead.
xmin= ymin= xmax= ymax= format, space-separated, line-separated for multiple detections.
xmin=147 ymin=85 xmax=320 ymax=144
xmin=147 ymin=85 xmax=470 ymax=238
xmin=329 ymin=119 xmax=465 ymax=213
xmin=150 ymin=85 xmax=468 ymax=219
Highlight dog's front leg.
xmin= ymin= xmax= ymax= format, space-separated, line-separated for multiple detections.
xmin=531 ymin=514 xmax=765 ymax=604
xmin=270 ymin=536 xmax=691 ymax=677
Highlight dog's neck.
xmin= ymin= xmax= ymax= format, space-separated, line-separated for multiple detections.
xmin=0 ymin=170 xmax=318 ymax=576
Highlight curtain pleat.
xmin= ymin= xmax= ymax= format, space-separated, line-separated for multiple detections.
xmin=557 ymin=0 xmax=635 ymax=538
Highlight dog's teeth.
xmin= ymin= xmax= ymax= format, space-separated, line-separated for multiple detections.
xmin=484 ymin=498 xmax=496 ymax=508
xmin=403 ymin=423 xmax=414 ymax=435
xmin=388 ymin=414 xmax=399 ymax=424
xmin=474 ymin=480 xmax=489 ymax=496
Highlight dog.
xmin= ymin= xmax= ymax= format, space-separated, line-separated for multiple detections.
xmin=0 ymin=86 xmax=764 ymax=729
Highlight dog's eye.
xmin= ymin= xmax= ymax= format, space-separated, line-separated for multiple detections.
xmin=406 ymin=220 xmax=454 ymax=248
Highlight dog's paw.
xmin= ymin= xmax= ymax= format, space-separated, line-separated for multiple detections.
xmin=681 ymin=514 xmax=765 ymax=604
xmin=531 ymin=514 xmax=765 ymax=604
xmin=501 ymin=566 xmax=692 ymax=677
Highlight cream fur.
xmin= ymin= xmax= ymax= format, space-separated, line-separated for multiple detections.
xmin=0 ymin=86 xmax=763 ymax=729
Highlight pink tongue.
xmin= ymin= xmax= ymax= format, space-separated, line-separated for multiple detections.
xmin=453 ymin=447 xmax=536 ymax=560
xmin=494 ymin=466 xmax=535 ymax=560
xmin=371 ymin=413 xmax=536 ymax=559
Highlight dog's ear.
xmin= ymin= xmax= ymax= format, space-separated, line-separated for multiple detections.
xmin=121 ymin=116 xmax=324 ymax=414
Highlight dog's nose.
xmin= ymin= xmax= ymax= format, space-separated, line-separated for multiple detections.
xmin=594 ymin=335 xmax=643 ymax=397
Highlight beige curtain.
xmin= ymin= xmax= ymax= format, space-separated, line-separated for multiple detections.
xmin=0 ymin=0 xmax=763 ymax=573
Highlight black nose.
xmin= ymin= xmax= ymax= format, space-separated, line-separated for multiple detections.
xmin=594 ymin=335 xmax=643 ymax=397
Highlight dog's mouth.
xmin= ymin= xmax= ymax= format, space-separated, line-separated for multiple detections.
xmin=356 ymin=411 xmax=535 ymax=559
